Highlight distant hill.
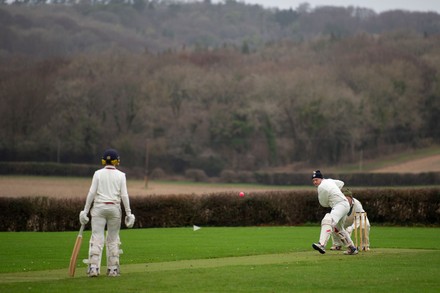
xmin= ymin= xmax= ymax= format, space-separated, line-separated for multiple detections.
xmin=1 ymin=2 xmax=440 ymax=57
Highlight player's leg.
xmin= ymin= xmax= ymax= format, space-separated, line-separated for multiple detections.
xmin=316 ymin=202 xmax=348 ymax=247
xmin=87 ymin=210 xmax=106 ymax=277
xmin=105 ymin=205 xmax=122 ymax=277
xmin=312 ymin=213 xmax=333 ymax=254
xmin=331 ymin=216 xmax=353 ymax=250
xmin=330 ymin=232 xmax=342 ymax=250
xmin=334 ymin=220 xmax=358 ymax=255
xmin=331 ymin=203 xmax=358 ymax=255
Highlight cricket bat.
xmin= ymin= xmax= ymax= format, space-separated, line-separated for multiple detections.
xmin=68 ymin=224 xmax=85 ymax=277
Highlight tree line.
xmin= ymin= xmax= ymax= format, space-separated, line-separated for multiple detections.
xmin=2 ymin=1 xmax=440 ymax=57
xmin=1 ymin=2 xmax=440 ymax=176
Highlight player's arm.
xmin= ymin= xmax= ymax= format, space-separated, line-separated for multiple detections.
xmin=120 ymin=174 xmax=135 ymax=228
xmin=79 ymin=173 xmax=98 ymax=224
xmin=334 ymin=179 xmax=344 ymax=189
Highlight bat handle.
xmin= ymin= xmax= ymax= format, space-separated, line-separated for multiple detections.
xmin=78 ymin=224 xmax=85 ymax=237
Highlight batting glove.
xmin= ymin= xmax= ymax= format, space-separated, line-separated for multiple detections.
xmin=79 ymin=210 xmax=89 ymax=225
xmin=125 ymin=214 xmax=135 ymax=228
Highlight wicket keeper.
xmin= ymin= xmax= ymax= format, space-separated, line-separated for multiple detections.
xmin=331 ymin=190 xmax=371 ymax=251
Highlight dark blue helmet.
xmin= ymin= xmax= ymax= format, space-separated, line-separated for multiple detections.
xmin=312 ymin=170 xmax=323 ymax=179
xmin=101 ymin=149 xmax=120 ymax=166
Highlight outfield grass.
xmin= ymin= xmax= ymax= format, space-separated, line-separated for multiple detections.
xmin=1 ymin=226 xmax=439 ymax=292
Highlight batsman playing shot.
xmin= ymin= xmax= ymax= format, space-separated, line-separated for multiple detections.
xmin=311 ymin=170 xmax=358 ymax=255
xmin=331 ymin=189 xmax=371 ymax=251
xmin=79 ymin=149 xmax=135 ymax=277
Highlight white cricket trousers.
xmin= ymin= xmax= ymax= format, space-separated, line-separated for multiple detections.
xmin=319 ymin=201 xmax=355 ymax=247
xmin=89 ymin=203 xmax=122 ymax=269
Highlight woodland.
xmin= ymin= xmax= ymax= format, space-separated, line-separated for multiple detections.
xmin=1 ymin=0 xmax=440 ymax=176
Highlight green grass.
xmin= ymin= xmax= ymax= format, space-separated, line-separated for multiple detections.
xmin=1 ymin=226 xmax=440 ymax=292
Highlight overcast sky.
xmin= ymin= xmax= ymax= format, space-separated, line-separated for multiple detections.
xmin=213 ymin=0 xmax=440 ymax=13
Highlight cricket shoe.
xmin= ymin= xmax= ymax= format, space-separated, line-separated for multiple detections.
xmin=88 ymin=265 xmax=99 ymax=277
xmin=312 ymin=243 xmax=326 ymax=254
xmin=107 ymin=266 xmax=120 ymax=277
xmin=343 ymin=246 xmax=358 ymax=255
xmin=330 ymin=245 xmax=341 ymax=251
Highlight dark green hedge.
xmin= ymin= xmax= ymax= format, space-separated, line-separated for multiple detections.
xmin=0 ymin=162 xmax=96 ymax=177
xmin=0 ymin=197 xmax=82 ymax=231
xmin=353 ymin=188 xmax=440 ymax=225
xmin=1 ymin=188 xmax=439 ymax=231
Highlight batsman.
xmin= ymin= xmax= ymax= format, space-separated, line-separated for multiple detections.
xmin=311 ymin=170 xmax=358 ymax=255
xmin=79 ymin=149 xmax=136 ymax=277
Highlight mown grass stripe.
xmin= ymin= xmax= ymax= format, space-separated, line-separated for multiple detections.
xmin=0 ymin=248 xmax=429 ymax=283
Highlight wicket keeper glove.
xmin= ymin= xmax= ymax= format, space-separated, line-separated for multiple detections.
xmin=125 ymin=214 xmax=135 ymax=228
xmin=79 ymin=210 xmax=89 ymax=225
